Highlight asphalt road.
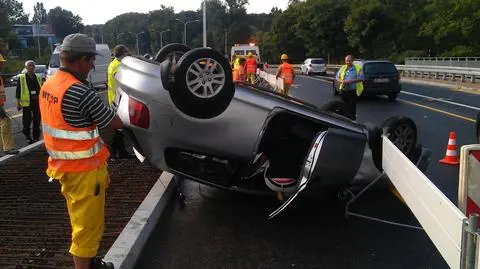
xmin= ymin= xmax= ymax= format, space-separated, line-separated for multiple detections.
xmin=136 ymin=78 xmax=480 ymax=268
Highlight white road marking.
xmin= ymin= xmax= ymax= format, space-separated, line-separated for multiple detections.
xmin=400 ymin=91 xmax=480 ymax=111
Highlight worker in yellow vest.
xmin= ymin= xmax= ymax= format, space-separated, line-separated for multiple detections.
xmin=0 ymin=54 xmax=19 ymax=154
xmin=16 ymin=60 xmax=43 ymax=144
xmin=107 ymin=44 xmax=133 ymax=160
xmin=335 ymin=54 xmax=364 ymax=120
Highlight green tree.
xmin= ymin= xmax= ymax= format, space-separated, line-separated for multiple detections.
xmin=47 ymin=7 xmax=84 ymax=40
xmin=420 ymin=0 xmax=480 ymax=56
xmin=32 ymin=2 xmax=47 ymax=24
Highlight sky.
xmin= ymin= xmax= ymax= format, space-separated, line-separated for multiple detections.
xmin=20 ymin=0 xmax=290 ymax=25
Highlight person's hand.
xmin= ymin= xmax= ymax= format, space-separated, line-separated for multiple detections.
xmin=17 ymin=103 xmax=22 ymax=111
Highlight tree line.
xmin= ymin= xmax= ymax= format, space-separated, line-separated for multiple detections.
xmin=1 ymin=0 xmax=479 ymax=67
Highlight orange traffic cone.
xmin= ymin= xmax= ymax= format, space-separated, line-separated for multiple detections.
xmin=439 ymin=132 xmax=460 ymax=165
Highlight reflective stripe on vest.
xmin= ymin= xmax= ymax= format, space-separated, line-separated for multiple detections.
xmin=19 ymin=74 xmax=42 ymax=107
xmin=280 ymin=63 xmax=294 ymax=85
xmin=42 ymin=123 xmax=100 ymax=140
xmin=46 ymin=140 xmax=104 ymax=160
xmin=338 ymin=64 xmax=364 ymax=96
xmin=39 ymin=69 xmax=110 ymax=172
xmin=107 ymin=58 xmax=121 ymax=106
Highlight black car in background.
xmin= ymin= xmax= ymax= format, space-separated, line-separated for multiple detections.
xmin=333 ymin=60 xmax=401 ymax=101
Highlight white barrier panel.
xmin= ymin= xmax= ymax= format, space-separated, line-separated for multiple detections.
xmin=258 ymin=70 xmax=284 ymax=92
xmin=382 ymin=136 xmax=467 ymax=269
xmin=459 ymin=145 xmax=480 ymax=219
xmin=476 ymin=237 xmax=480 ymax=269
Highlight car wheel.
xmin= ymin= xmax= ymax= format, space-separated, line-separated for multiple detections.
xmin=155 ymin=43 xmax=191 ymax=64
xmin=388 ymin=93 xmax=398 ymax=101
xmin=381 ymin=116 xmax=417 ymax=158
xmin=320 ymin=99 xmax=348 ymax=117
xmin=171 ymin=47 xmax=235 ymax=119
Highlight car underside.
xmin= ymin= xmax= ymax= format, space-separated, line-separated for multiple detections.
xmin=114 ymin=43 xmax=431 ymax=206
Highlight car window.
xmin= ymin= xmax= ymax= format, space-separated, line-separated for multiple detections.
xmin=234 ymin=50 xmax=245 ymax=55
xmin=363 ymin=62 xmax=397 ymax=74
xmin=49 ymin=54 xmax=60 ymax=68
xmin=36 ymin=66 xmax=46 ymax=73
xmin=311 ymin=59 xmax=325 ymax=64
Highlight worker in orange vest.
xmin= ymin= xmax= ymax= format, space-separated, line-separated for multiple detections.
xmin=245 ymin=52 xmax=257 ymax=84
xmin=39 ymin=33 xmax=122 ymax=269
xmin=276 ymin=53 xmax=295 ymax=96
xmin=233 ymin=58 xmax=247 ymax=82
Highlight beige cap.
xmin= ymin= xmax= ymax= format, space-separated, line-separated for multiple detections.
xmin=60 ymin=33 xmax=99 ymax=55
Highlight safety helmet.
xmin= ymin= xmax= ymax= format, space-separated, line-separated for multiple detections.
xmin=281 ymin=54 xmax=288 ymax=60
xmin=0 ymin=54 xmax=6 ymax=62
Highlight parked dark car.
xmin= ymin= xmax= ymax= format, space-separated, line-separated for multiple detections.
xmin=333 ymin=60 xmax=401 ymax=101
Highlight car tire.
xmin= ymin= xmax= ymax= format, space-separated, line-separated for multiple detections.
xmin=171 ymin=47 xmax=235 ymax=119
xmin=155 ymin=43 xmax=191 ymax=63
xmin=320 ymin=99 xmax=348 ymax=117
xmin=381 ymin=116 xmax=417 ymax=159
xmin=388 ymin=93 xmax=398 ymax=101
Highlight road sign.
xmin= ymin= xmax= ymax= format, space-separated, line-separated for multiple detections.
xmin=459 ymin=145 xmax=480 ymax=221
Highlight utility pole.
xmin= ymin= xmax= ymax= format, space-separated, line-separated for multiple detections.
xmin=203 ymin=0 xmax=207 ymax=48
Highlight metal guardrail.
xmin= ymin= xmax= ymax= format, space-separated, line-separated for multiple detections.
xmin=268 ymin=64 xmax=480 ymax=83
xmin=405 ymin=57 xmax=480 ymax=69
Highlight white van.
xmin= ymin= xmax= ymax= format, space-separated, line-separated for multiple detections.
xmin=46 ymin=44 xmax=112 ymax=89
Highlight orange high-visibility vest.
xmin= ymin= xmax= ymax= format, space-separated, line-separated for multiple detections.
xmin=280 ymin=63 xmax=294 ymax=85
xmin=246 ymin=58 xmax=257 ymax=74
xmin=233 ymin=65 xmax=246 ymax=82
xmin=39 ymin=69 xmax=110 ymax=172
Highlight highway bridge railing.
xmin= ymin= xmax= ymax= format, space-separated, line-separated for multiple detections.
xmin=267 ymin=64 xmax=480 ymax=83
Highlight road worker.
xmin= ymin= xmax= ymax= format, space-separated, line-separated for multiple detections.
xmin=16 ymin=60 xmax=43 ymax=144
xmin=107 ymin=44 xmax=133 ymax=160
xmin=276 ymin=54 xmax=295 ymax=96
xmin=0 ymin=53 xmax=19 ymax=155
xmin=335 ymin=54 xmax=364 ymax=120
xmin=233 ymin=57 xmax=246 ymax=82
xmin=39 ymin=33 xmax=122 ymax=269
xmin=245 ymin=52 xmax=257 ymax=84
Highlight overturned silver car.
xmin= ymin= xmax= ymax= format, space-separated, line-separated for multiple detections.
xmin=113 ymin=44 xmax=430 ymax=215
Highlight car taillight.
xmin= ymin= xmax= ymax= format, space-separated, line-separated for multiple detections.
xmin=129 ymin=97 xmax=150 ymax=129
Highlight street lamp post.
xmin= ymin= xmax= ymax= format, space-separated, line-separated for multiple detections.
xmin=175 ymin=18 xmax=201 ymax=45
xmin=117 ymin=33 xmax=127 ymax=43
xmin=130 ymin=31 xmax=146 ymax=55
xmin=160 ymin=29 xmax=170 ymax=48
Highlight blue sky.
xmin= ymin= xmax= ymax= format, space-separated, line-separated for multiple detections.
xmin=20 ymin=0 xmax=289 ymax=25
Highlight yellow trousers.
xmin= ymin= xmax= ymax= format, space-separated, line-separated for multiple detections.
xmin=47 ymin=164 xmax=110 ymax=258
xmin=280 ymin=84 xmax=291 ymax=96
xmin=0 ymin=115 xmax=15 ymax=152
